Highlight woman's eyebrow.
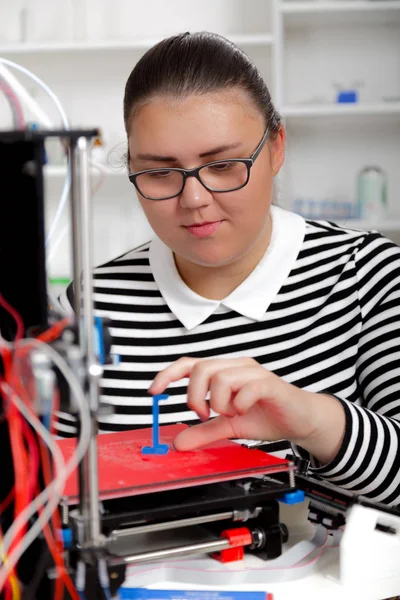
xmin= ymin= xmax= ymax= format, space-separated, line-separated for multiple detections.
xmin=199 ymin=142 xmax=242 ymax=158
xmin=135 ymin=142 xmax=243 ymax=163
xmin=135 ymin=153 xmax=176 ymax=162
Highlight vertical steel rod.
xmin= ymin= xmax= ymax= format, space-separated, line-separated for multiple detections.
xmin=69 ymin=140 xmax=88 ymax=525
xmin=69 ymin=143 xmax=82 ymax=321
xmin=70 ymin=136 xmax=102 ymax=545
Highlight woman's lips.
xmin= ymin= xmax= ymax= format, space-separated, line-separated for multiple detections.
xmin=185 ymin=221 xmax=223 ymax=237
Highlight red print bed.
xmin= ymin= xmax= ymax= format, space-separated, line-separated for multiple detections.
xmin=57 ymin=424 xmax=291 ymax=503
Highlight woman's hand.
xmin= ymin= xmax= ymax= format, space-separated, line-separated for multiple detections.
xmin=149 ymin=357 xmax=346 ymax=465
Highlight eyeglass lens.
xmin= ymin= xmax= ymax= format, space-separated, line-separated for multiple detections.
xmin=135 ymin=161 xmax=248 ymax=199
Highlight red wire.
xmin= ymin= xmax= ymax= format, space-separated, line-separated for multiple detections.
xmin=21 ymin=419 xmax=40 ymax=503
xmin=4 ymin=579 xmax=12 ymax=600
xmin=49 ymin=389 xmax=81 ymax=600
xmin=36 ymin=317 xmax=71 ymax=343
xmin=7 ymin=379 xmax=76 ymax=600
xmin=0 ymin=297 xmax=30 ymax=560
xmin=1 ymin=348 xmax=13 ymax=380
xmin=6 ymin=399 xmax=30 ymax=555
xmin=39 ymin=442 xmax=81 ymax=600
xmin=0 ymin=294 xmax=24 ymax=342
xmin=0 ymin=296 xmax=27 ymax=555
xmin=0 ymin=298 xmax=80 ymax=598
xmin=0 ymin=524 xmax=17 ymax=600
xmin=0 ymin=488 xmax=15 ymax=516
xmin=0 ymin=349 xmax=18 ymax=596
xmin=8 ymin=383 xmax=79 ymax=600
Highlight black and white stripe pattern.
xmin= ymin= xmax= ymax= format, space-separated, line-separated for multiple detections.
xmin=58 ymin=221 xmax=400 ymax=505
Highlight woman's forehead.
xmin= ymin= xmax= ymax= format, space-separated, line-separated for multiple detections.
xmin=128 ymin=92 xmax=262 ymax=157
xmin=134 ymin=89 xmax=261 ymax=124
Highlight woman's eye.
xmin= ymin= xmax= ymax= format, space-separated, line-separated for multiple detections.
xmin=210 ymin=162 xmax=235 ymax=172
xmin=148 ymin=170 xmax=172 ymax=179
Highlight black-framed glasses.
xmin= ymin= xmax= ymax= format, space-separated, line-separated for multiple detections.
xmin=128 ymin=127 xmax=269 ymax=201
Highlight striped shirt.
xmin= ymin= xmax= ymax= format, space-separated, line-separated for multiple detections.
xmin=59 ymin=206 xmax=400 ymax=505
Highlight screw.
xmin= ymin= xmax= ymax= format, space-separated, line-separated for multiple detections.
xmin=61 ymin=501 xmax=69 ymax=526
xmin=249 ymin=527 xmax=266 ymax=550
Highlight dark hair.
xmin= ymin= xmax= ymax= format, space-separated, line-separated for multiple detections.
xmin=123 ymin=31 xmax=281 ymax=138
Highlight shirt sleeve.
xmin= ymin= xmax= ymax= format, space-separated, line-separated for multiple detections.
xmin=302 ymin=232 xmax=400 ymax=505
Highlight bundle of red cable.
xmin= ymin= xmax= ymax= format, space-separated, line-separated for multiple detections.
xmin=0 ymin=294 xmax=79 ymax=600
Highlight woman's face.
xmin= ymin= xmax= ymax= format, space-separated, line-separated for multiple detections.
xmin=128 ymin=89 xmax=285 ymax=268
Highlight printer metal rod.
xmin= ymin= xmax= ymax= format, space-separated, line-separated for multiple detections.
xmin=107 ymin=538 xmax=231 ymax=566
xmin=109 ymin=510 xmax=234 ymax=542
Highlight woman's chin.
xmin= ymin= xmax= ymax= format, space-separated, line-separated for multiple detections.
xmin=178 ymin=249 xmax=239 ymax=269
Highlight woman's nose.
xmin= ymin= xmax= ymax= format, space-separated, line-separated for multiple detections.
xmin=179 ymin=176 xmax=213 ymax=210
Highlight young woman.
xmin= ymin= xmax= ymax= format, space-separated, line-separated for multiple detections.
xmin=60 ymin=32 xmax=400 ymax=505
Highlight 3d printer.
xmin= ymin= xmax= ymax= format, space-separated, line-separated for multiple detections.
xmin=0 ymin=127 xmax=300 ymax=599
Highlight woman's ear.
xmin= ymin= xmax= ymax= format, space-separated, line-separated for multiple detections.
xmin=270 ymin=125 xmax=285 ymax=177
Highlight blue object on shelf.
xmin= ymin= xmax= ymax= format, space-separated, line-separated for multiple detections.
xmin=141 ymin=394 xmax=170 ymax=455
xmin=279 ymin=490 xmax=305 ymax=505
xmin=337 ymin=90 xmax=358 ymax=103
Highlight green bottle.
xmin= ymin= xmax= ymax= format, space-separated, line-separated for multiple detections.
xmin=357 ymin=166 xmax=387 ymax=221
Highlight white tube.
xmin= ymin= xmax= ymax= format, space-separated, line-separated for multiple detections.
xmin=46 ymin=168 xmax=71 ymax=246
xmin=0 ymin=62 xmax=53 ymax=129
xmin=0 ymin=58 xmax=71 ymax=248
xmin=46 ymin=160 xmax=108 ymax=266
xmin=0 ymin=58 xmax=69 ymax=129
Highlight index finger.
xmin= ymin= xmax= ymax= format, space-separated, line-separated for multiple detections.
xmin=149 ymin=357 xmax=199 ymax=395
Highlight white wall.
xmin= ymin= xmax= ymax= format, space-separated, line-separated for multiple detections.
xmin=0 ymin=0 xmax=399 ymax=282
xmin=282 ymin=16 xmax=400 ymax=238
xmin=284 ymin=23 xmax=400 ymax=105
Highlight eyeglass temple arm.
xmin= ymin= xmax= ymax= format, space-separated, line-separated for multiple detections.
xmin=250 ymin=128 xmax=270 ymax=162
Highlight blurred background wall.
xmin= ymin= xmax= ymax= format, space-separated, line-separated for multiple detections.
xmin=0 ymin=0 xmax=399 ymax=291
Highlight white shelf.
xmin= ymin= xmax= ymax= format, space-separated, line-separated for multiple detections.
xmin=294 ymin=217 xmax=400 ymax=231
xmin=0 ymin=33 xmax=274 ymax=56
xmin=44 ymin=165 xmax=126 ymax=177
xmin=230 ymin=33 xmax=274 ymax=46
xmin=282 ymin=0 xmax=400 ymax=26
xmin=282 ymin=102 xmax=400 ymax=119
xmin=338 ymin=219 xmax=400 ymax=231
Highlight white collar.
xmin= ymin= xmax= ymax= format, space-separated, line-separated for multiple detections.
xmin=150 ymin=206 xmax=305 ymax=330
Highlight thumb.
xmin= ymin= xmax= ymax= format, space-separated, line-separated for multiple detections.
xmin=174 ymin=417 xmax=235 ymax=451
